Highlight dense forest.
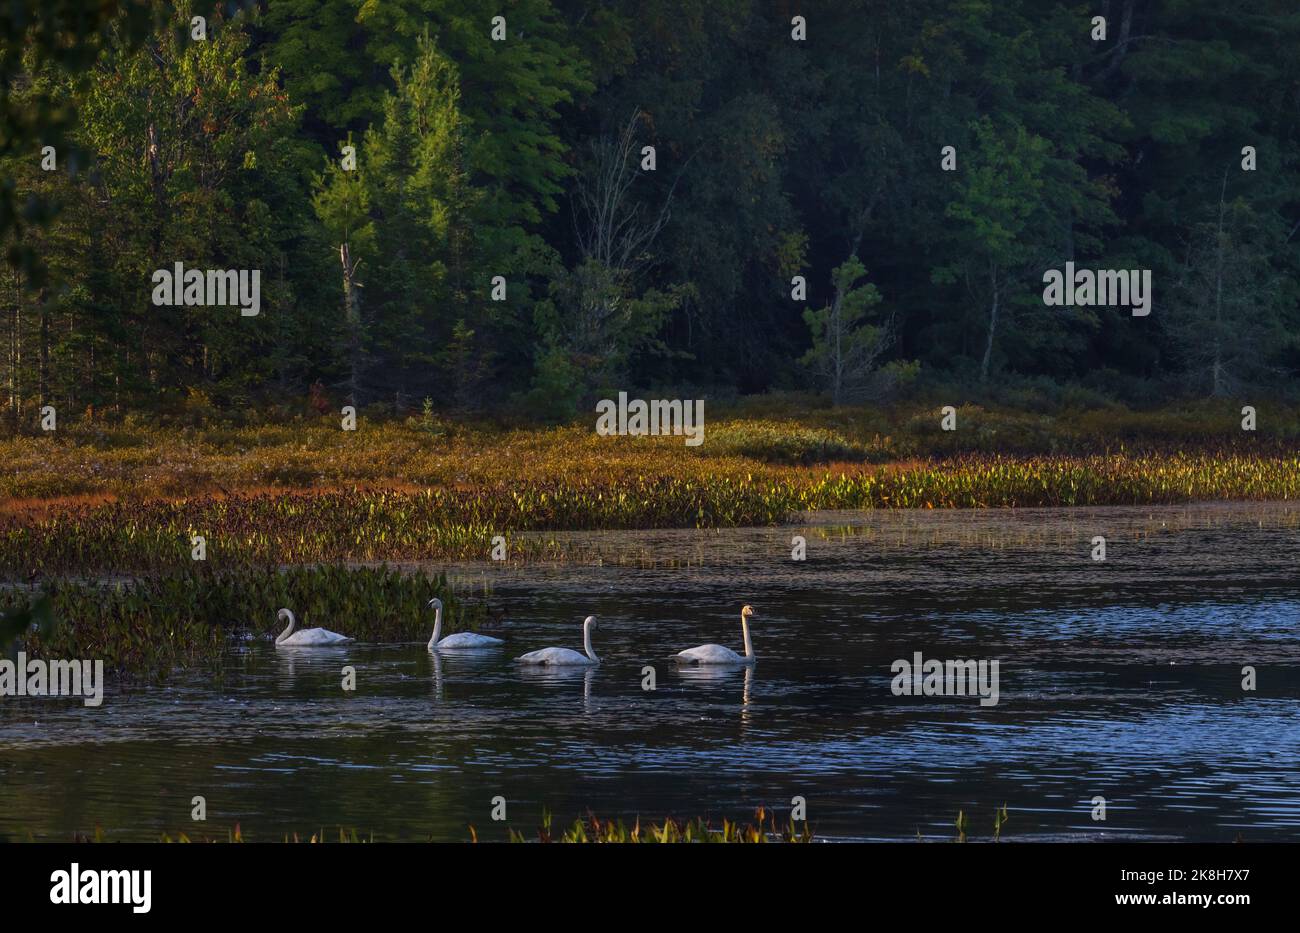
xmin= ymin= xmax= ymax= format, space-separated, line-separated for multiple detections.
xmin=2 ymin=0 xmax=1298 ymax=427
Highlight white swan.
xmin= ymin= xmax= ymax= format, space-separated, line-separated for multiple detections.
xmin=516 ymin=615 xmax=599 ymax=666
xmin=274 ymin=608 xmax=354 ymax=647
xmin=675 ymin=605 xmax=756 ymax=665
xmin=426 ymin=597 xmax=504 ymax=650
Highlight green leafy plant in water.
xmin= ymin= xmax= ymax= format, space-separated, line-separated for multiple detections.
xmin=0 ymin=565 xmax=481 ymax=678
xmin=0 ymin=594 xmax=55 ymax=657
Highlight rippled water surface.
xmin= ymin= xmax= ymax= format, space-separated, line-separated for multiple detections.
xmin=3 ymin=503 xmax=1299 ymax=841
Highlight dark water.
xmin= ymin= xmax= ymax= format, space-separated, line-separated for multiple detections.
xmin=3 ymin=503 xmax=1300 ymax=842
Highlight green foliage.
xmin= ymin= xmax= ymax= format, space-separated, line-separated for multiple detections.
xmin=706 ymin=421 xmax=878 ymax=465
xmin=0 ymin=593 xmax=54 ymax=657
xmin=540 ymin=258 xmax=689 ymax=393
xmin=802 ymin=257 xmax=890 ymax=405
xmin=524 ymin=341 xmax=585 ymax=422
xmin=0 ymin=1 xmax=255 ymax=278
xmin=3 ymin=0 xmax=1300 ymax=417
xmin=0 ymin=565 xmax=477 ymax=676
xmin=1169 ymin=193 xmax=1295 ymax=395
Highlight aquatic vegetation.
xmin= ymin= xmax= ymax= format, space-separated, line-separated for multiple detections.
xmin=2 ymin=407 xmax=1298 ymax=577
xmin=993 ymin=804 xmax=1010 ymax=841
xmin=493 ymin=806 xmax=814 ymax=843
xmin=0 ymin=565 xmax=479 ymax=677
xmin=928 ymin=806 xmax=1011 ymax=843
xmin=20 ymin=810 xmax=811 ymax=844
xmin=0 ymin=594 xmax=54 ymax=655
xmin=2 ymin=448 xmax=1299 ymax=576
xmin=33 ymin=825 xmax=373 ymax=843
xmin=3 ymin=403 xmax=1298 ymax=502
xmin=706 ymin=421 xmax=883 ymax=464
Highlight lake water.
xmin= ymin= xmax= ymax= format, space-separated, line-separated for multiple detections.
xmin=3 ymin=503 xmax=1299 ymax=842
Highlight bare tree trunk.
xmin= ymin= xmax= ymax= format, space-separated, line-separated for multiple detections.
xmin=5 ymin=284 xmax=13 ymax=429
xmin=1096 ymin=0 xmax=1135 ymax=81
xmin=831 ymin=283 xmax=844 ymax=406
xmin=10 ymin=281 xmax=22 ymax=430
xmin=4 ymin=273 xmax=13 ymax=427
xmin=38 ymin=288 xmax=49 ymax=411
xmin=66 ymin=307 xmax=75 ymax=411
xmin=340 ymin=242 xmax=363 ymax=407
xmin=1211 ymin=170 xmax=1227 ymax=397
xmin=145 ymin=110 xmax=167 ymax=397
xmin=981 ymin=262 xmax=999 ymax=383
xmin=88 ymin=328 xmax=96 ymax=420
xmin=571 ymin=110 xmax=684 ymax=355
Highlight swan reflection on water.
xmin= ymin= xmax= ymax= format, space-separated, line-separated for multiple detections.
xmin=677 ymin=662 xmax=755 ymax=728
xmin=426 ymin=648 xmax=501 ymax=701
xmin=273 ymin=643 xmax=352 ymax=688
xmin=517 ymin=662 xmax=598 ymax=711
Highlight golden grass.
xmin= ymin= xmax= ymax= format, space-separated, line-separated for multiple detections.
xmin=2 ymin=407 xmax=1297 ymax=577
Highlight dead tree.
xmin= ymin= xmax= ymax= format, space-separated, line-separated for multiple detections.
xmin=340 ymin=242 xmax=364 ymax=407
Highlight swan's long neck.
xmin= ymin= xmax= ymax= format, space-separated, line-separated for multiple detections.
xmin=275 ymin=611 xmax=296 ymax=645
xmin=741 ymin=615 xmax=754 ymax=659
xmin=583 ymin=619 xmax=599 ymax=662
xmin=427 ymin=605 xmax=442 ymax=650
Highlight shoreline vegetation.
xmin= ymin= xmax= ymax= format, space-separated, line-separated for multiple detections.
xmin=0 ymin=565 xmax=480 ymax=678
xmin=2 ymin=401 xmax=1299 ymax=578
xmin=12 ymin=814 xmax=815 ymax=844
xmin=2 ymin=400 xmax=1296 ymax=674
xmin=8 ymin=806 xmax=1030 ymax=843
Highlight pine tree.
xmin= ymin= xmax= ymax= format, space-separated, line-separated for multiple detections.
xmin=801 ymin=258 xmax=891 ymax=406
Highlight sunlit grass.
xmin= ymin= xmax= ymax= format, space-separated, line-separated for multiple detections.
xmin=491 ymin=806 xmax=814 ymax=843
xmin=3 ymin=401 xmax=1297 ymax=501
xmin=16 ymin=809 xmax=812 ymax=843
xmin=2 ymin=406 xmax=1297 ymax=577
xmin=2 ymin=449 xmax=1298 ymax=577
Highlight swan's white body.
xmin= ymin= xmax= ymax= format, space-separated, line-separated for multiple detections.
xmin=676 ymin=605 xmax=756 ymax=665
xmin=274 ymin=608 xmax=353 ymax=647
xmin=516 ymin=616 xmax=599 ymax=666
xmin=427 ymin=598 xmax=503 ymax=650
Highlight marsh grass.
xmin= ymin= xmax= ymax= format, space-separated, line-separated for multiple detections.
xmin=19 ymin=806 xmax=1020 ymax=844
xmin=3 ymin=401 xmax=1298 ymax=501
xmin=3 ymin=448 xmax=1299 ymax=576
xmin=53 ymin=825 xmax=373 ymax=843
xmin=490 ymin=806 xmax=814 ymax=843
xmin=26 ymin=810 xmax=810 ymax=843
xmin=923 ymin=806 xmax=1011 ymax=843
xmin=3 ymin=404 xmax=1297 ymax=577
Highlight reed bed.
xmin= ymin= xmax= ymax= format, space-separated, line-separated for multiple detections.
xmin=3 ymin=410 xmax=1298 ymax=577
xmin=32 ymin=805 xmax=1020 ymax=843
xmin=498 ymin=806 xmax=815 ymax=843
xmin=4 ymin=403 xmax=1299 ymax=501
xmin=19 ymin=813 xmax=812 ymax=843
xmin=3 ymin=449 xmax=1298 ymax=577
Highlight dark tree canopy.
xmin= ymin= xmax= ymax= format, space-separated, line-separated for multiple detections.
xmin=2 ymin=0 xmax=1298 ymax=424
